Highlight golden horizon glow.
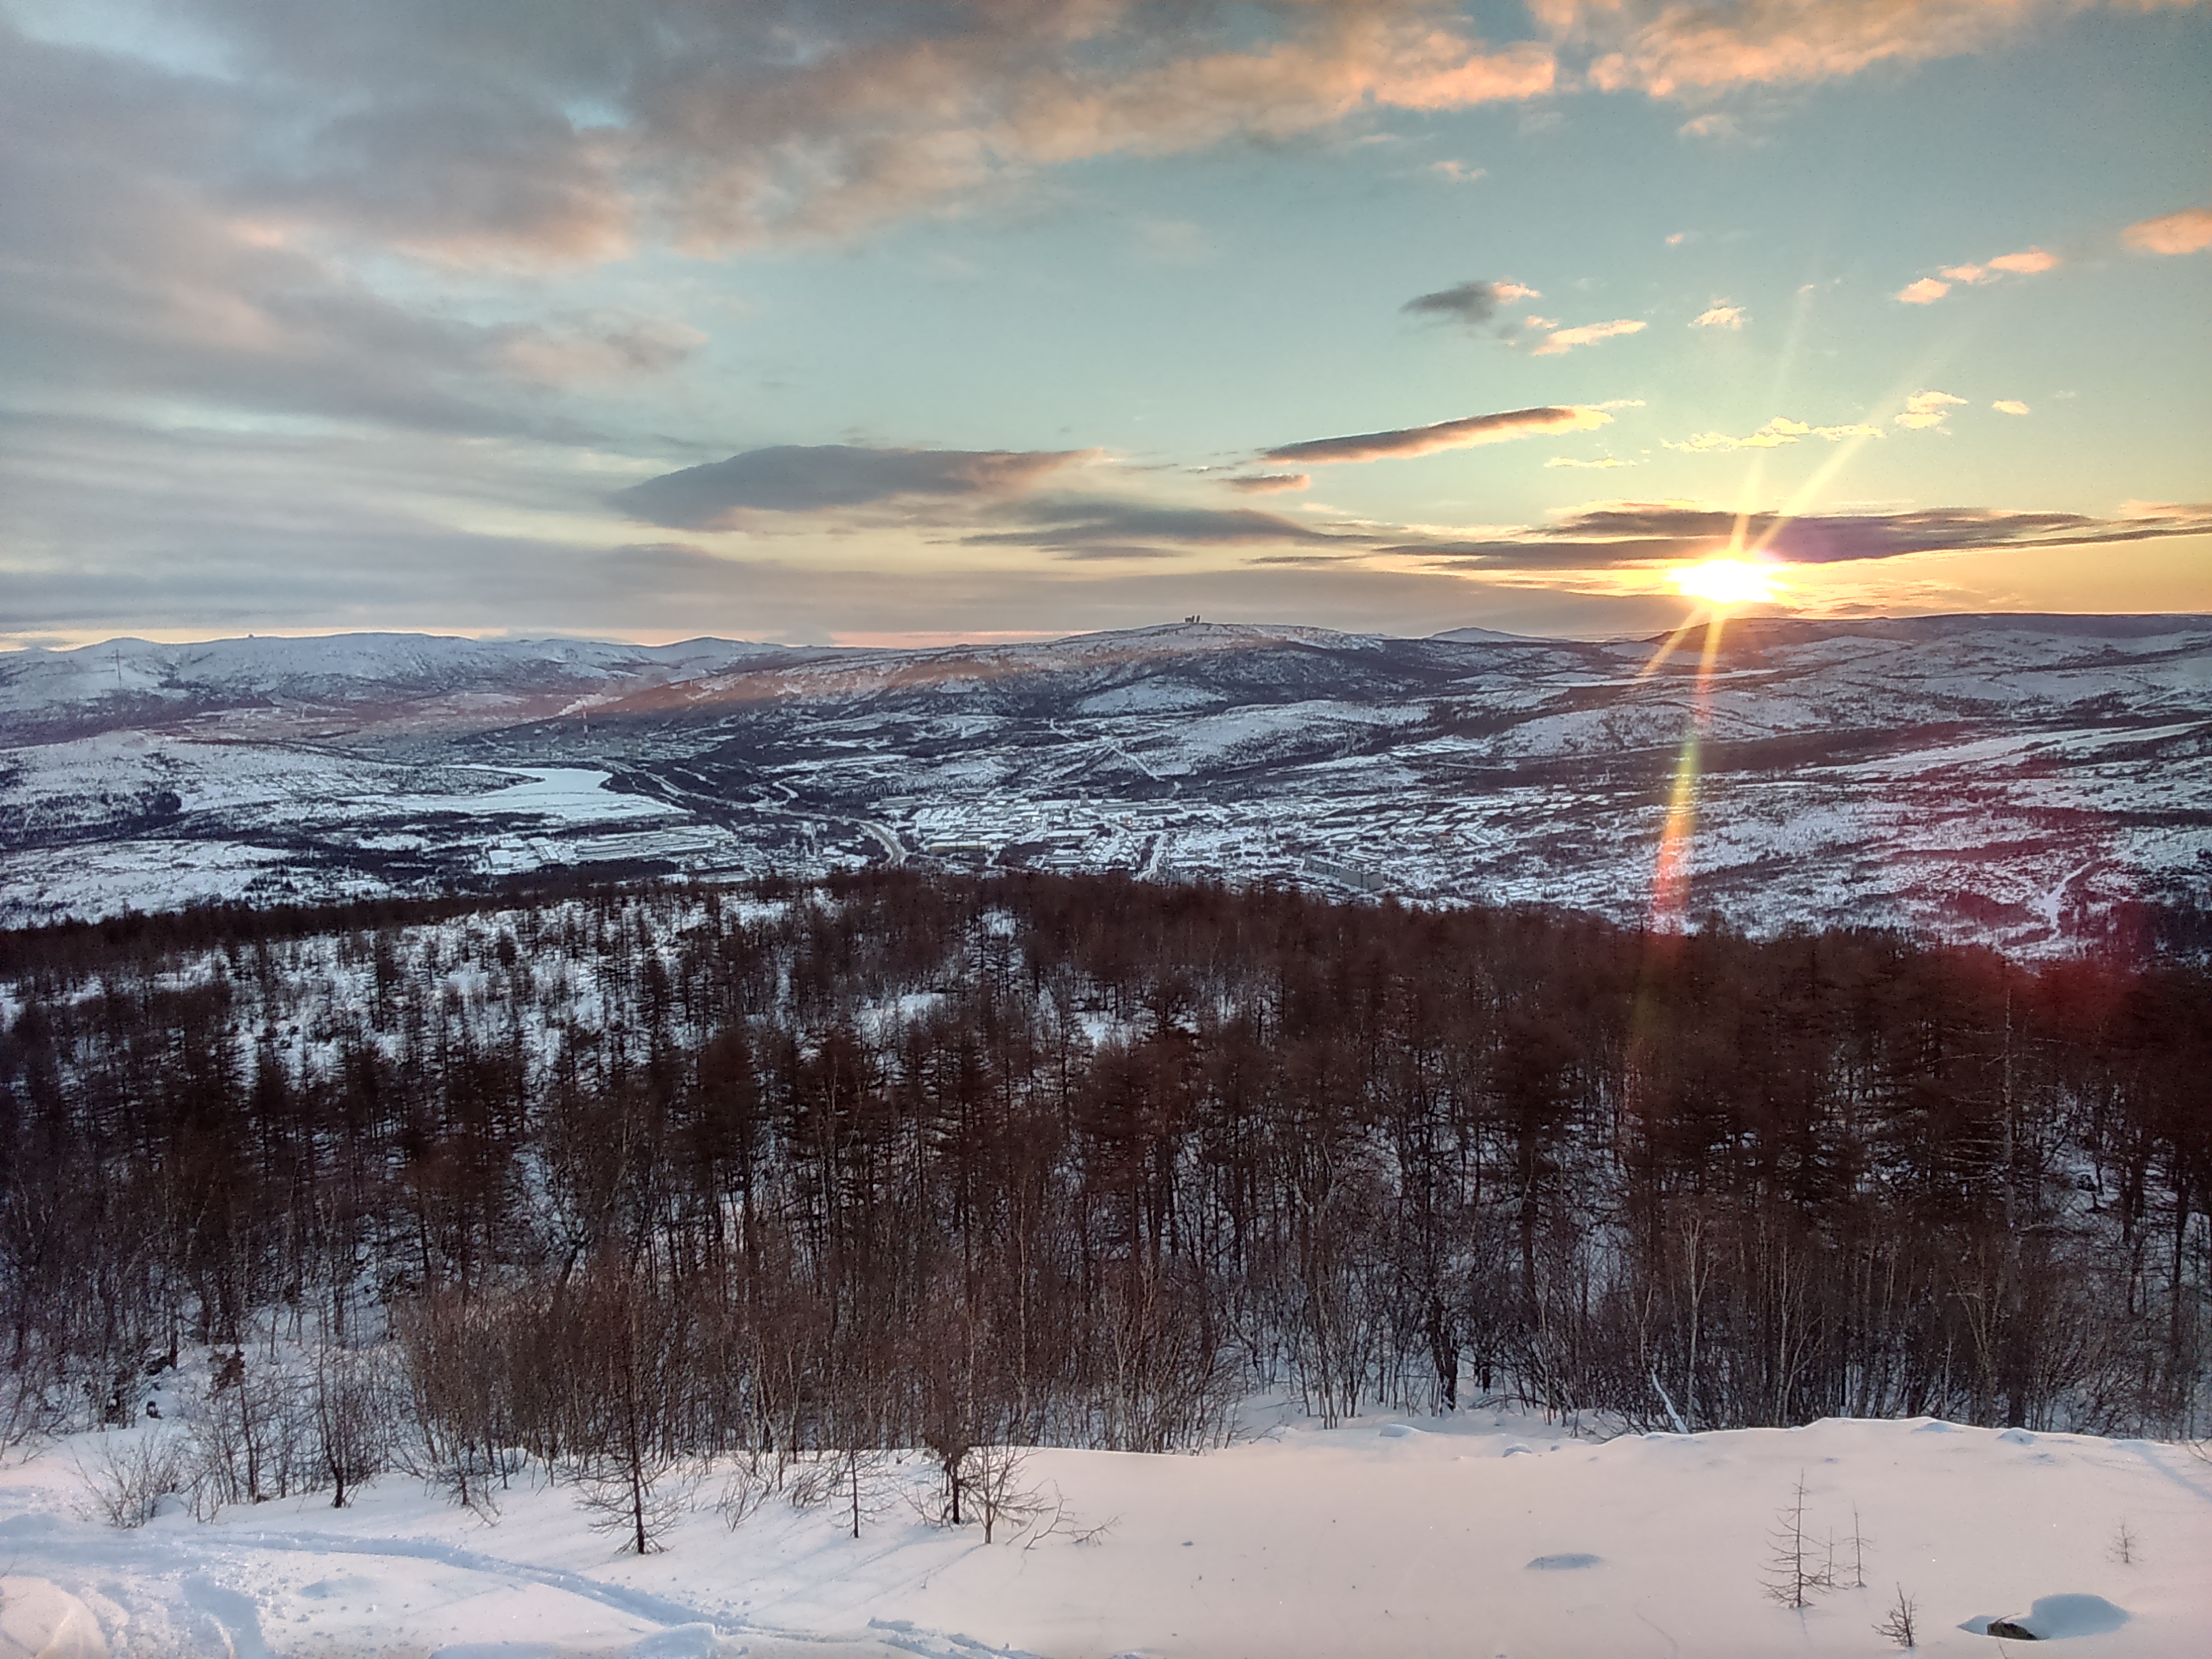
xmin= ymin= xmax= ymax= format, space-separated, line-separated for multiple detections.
xmin=1668 ymin=556 xmax=1782 ymax=607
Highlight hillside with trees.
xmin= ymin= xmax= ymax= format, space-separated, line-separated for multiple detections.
xmin=2 ymin=872 xmax=2205 ymax=1531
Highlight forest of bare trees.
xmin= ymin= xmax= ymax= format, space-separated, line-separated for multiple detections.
xmin=2 ymin=871 xmax=2206 ymax=1533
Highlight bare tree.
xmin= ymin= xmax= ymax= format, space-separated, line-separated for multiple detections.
xmin=715 ymin=1449 xmax=781 ymax=1530
xmin=311 ymin=1345 xmax=393 ymax=1509
xmin=1761 ymin=1472 xmax=1824 ymax=1609
xmin=396 ymin=1299 xmax=504 ymax=1522
xmin=962 ymin=1443 xmax=1051 ymax=1544
xmin=1847 ymin=1504 xmax=1872 ymax=1589
xmin=568 ymin=1271 xmax=693 ymax=1555
xmin=76 ymin=1429 xmax=190 ymax=1528
xmin=1875 ymin=1584 xmax=1919 ymax=1648
xmin=190 ymin=1349 xmax=309 ymax=1513
xmin=790 ymin=1446 xmax=897 ymax=1539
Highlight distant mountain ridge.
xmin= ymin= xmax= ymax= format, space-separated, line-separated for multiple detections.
xmin=3 ymin=614 xmax=2208 ymax=951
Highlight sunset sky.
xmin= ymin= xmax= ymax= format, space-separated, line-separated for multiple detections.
xmin=3 ymin=0 xmax=2208 ymax=648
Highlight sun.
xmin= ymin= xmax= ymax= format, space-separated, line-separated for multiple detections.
xmin=1669 ymin=556 xmax=1781 ymax=607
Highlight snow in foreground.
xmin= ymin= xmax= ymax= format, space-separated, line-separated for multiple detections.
xmin=1 ymin=1410 xmax=2206 ymax=1658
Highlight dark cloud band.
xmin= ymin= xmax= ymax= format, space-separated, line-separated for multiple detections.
xmin=1390 ymin=503 xmax=2212 ymax=568
xmin=615 ymin=445 xmax=1087 ymax=528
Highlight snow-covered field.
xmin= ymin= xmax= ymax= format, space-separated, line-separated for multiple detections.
xmin=3 ymin=618 xmax=2209 ymax=948
xmin=4 ymin=1406 xmax=2206 ymax=1658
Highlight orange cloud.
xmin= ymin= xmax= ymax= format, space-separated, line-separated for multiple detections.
xmin=1898 ymin=245 xmax=2058 ymax=302
xmin=2123 ymin=206 xmax=2212 ymax=255
xmin=1530 ymin=319 xmax=1647 ymax=355
xmin=1534 ymin=1 xmax=2200 ymax=100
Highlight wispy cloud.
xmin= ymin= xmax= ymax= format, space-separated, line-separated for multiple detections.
xmin=2123 ymin=205 xmax=2212 ymax=255
xmin=1265 ymin=405 xmax=1612 ymax=465
xmin=1895 ymin=390 xmax=1969 ymax=430
xmin=1691 ymin=304 xmax=1744 ymax=329
xmin=1428 ymin=160 xmax=1488 ymax=183
xmin=1664 ymin=415 xmax=1880 ymax=453
xmin=1897 ymin=277 xmax=1951 ymax=304
xmin=964 ymin=497 xmax=1341 ymax=558
xmin=1542 ymin=0 xmax=2145 ymax=99
xmin=1676 ymin=112 xmax=1740 ymax=140
xmin=1545 ymin=456 xmax=1634 ymax=468
xmin=615 ymin=445 xmax=1089 ymax=529
xmin=1992 ymin=399 xmax=2032 ymax=415
xmin=1530 ymin=319 xmax=1647 ymax=356
xmin=1220 ymin=473 xmax=1312 ymax=494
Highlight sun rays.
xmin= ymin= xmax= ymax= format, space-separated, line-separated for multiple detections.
xmin=1669 ymin=556 xmax=1780 ymax=607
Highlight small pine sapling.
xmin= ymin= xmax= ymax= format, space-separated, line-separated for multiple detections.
xmin=2108 ymin=1518 xmax=2137 ymax=1565
xmin=1847 ymin=1503 xmax=1872 ymax=1589
xmin=1761 ymin=1471 xmax=1822 ymax=1609
xmin=1875 ymin=1584 xmax=1919 ymax=1648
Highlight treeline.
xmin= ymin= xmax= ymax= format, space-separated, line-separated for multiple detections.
xmin=2 ymin=872 xmax=2207 ymax=1499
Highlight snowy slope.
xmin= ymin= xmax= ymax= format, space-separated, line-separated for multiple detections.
xmin=0 ymin=634 xmax=811 ymax=741
xmin=2 ymin=1406 xmax=2205 ymax=1657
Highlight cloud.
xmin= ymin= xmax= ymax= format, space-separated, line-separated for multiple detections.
xmin=1676 ymin=112 xmax=1740 ymax=140
xmin=1534 ymin=1 xmax=2169 ymax=100
xmin=1530 ymin=318 xmax=1647 ymax=355
xmin=1664 ymin=415 xmax=1880 ymax=453
xmin=2123 ymin=206 xmax=2212 ymax=255
xmin=1388 ymin=500 xmax=2212 ymax=571
xmin=1895 ymin=390 xmax=1969 ymax=430
xmin=1221 ymin=473 xmax=1313 ymax=493
xmin=614 ymin=445 xmax=1089 ymax=529
xmin=1265 ymin=405 xmax=1612 ymax=465
xmin=1428 ymin=160 xmax=1487 ymax=182
xmin=1898 ymin=245 xmax=2059 ymax=302
xmin=1545 ymin=456 xmax=1634 ymax=468
xmin=964 ymin=497 xmax=1344 ymax=558
xmin=1691 ymin=304 xmax=1744 ymax=329
xmin=1993 ymin=399 xmax=2032 ymax=415
xmin=1401 ymin=279 xmax=1540 ymax=327
xmin=629 ymin=6 xmax=1557 ymax=247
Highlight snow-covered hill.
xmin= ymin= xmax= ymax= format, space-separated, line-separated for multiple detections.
xmin=3 ymin=617 xmax=2209 ymax=950
xmin=2 ymin=1401 xmax=2205 ymax=1657
xmin=0 ymin=633 xmax=811 ymax=741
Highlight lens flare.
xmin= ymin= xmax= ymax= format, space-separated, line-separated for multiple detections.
xmin=1669 ymin=556 xmax=1779 ymax=607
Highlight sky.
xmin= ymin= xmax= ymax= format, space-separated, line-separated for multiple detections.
xmin=2 ymin=0 xmax=2208 ymax=649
